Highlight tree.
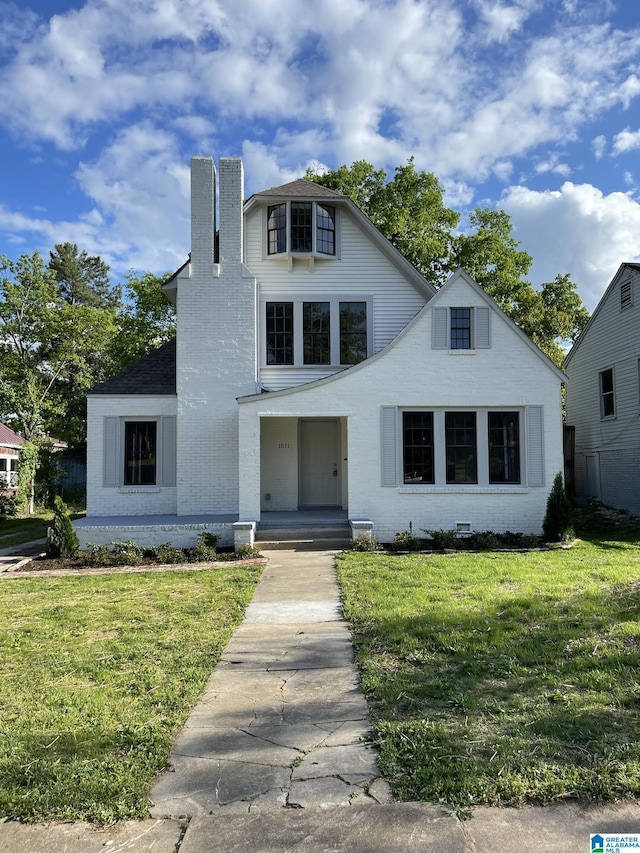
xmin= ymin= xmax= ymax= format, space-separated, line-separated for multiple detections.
xmin=306 ymin=159 xmax=459 ymax=286
xmin=48 ymin=242 xmax=120 ymax=310
xmin=306 ymin=160 xmax=589 ymax=365
xmin=0 ymin=251 xmax=117 ymax=447
xmin=110 ymin=272 xmax=176 ymax=372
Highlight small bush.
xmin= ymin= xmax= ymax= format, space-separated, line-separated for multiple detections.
xmin=45 ymin=496 xmax=80 ymax=558
xmin=427 ymin=529 xmax=459 ymax=550
xmin=470 ymin=531 xmax=502 ymax=551
xmin=109 ymin=540 xmax=144 ymax=566
xmin=351 ymin=534 xmax=380 ymax=552
xmin=0 ymin=484 xmax=18 ymax=520
xmin=234 ymin=544 xmax=262 ymax=560
xmin=190 ymin=531 xmax=220 ymax=562
xmin=391 ymin=528 xmax=424 ymax=551
xmin=543 ymin=472 xmax=574 ymax=542
xmin=84 ymin=544 xmax=111 ymax=567
xmin=151 ymin=542 xmax=187 ymax=564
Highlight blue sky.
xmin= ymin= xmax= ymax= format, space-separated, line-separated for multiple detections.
xmin=1 ymin=0 xmax=640 ymax=311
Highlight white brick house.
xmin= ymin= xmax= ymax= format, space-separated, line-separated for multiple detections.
xmin=565 ymin=263 xmax=640 ymax=515
xmin=78 ymin=156 xmax=565 ymax=547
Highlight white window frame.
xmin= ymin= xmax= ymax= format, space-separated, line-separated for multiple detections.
xmin=263 ymin=201 xmax=341 ymax=260
xmin=103 ymin=416 xmax=176 ymax=490
xmin=432 ymin=306 xmax=491 ymax=351
xmin=261 ymin=296 xmax=373 ymax=368
xmin=599 ymin=367 xmax=615 ymax=419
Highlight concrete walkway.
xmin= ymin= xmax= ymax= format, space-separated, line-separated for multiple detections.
xmin=1 ymin=546 xmax=640 ymax=851
xmin=149 ymin=548 xmax=391 ymax=815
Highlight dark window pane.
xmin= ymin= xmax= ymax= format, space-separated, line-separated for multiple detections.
xmin=266 ymin=302 xmax=293 ymax=364
xmin=403 ymin=412 xmax=434 ymax=484
xmin=445 ymin=411 xmax=477 ymax=483
xmin=317 ymin=204 xmax=335 ymax=255
xmin=267 ymin=203 xmax=286 ymax=254
xmin=340 ymin=301 xmax=367 ymax=364
xmin=303 ymin=302 xmax=330 ymax=364
xmin=124 ymin=422 xmax=157 ymax=485
xmin=450 ymin=308 xmax=471 ymax=349
xmin=291 ymin=202 xmax=312 ymax=252
xmin=600 ymin=368 xmax=615 ymax=417
xmin=488 ymin=411 xmax=520 ymax=484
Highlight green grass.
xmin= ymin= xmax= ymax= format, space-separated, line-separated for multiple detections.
xmin=0 ymin=511 xmax=53 ymax=549
xmin=336 ymin=522 xmax=640 ymax=808
xmin=0 ymin=565 xmax=262 ymax=823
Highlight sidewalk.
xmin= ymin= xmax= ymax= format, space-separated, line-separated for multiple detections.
xmin=0 ymin=546 xmax=639 ymax=851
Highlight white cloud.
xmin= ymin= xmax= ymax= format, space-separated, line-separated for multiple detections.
xmin=473 ymin=0 xmax=531 ymax=43
xmin=502 ymin=182 xmax=640 ymax=311
xmin=592 ymin=135 xmax=606 ymax=159
xmin=612 ymin=127 xmax=640 ymax=155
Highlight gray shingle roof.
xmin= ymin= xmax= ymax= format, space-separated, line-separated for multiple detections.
xmin=90 ymin=338 xmax=176 ymax=395
xmin=251 ymin=179 xmax=344 ymax=200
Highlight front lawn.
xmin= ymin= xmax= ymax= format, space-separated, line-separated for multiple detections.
xmin=0 ymin=565 xmax=262 ymax=823
xmin=337 ymin=523 xmax=640 ymax=808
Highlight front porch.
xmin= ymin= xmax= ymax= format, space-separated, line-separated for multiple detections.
xmin=74 ymin=510 xmax=374 ymax=551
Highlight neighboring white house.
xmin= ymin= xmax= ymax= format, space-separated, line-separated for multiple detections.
xmin=78 ymin=156 xmax=566 ymax=548
xmin=0 ymin=422 xmax=22 ymax=490
xmin=564 ymin=262 xmax=640 ymax=515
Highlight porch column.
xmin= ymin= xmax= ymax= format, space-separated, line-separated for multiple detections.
xmin=238 ymin=405 xmax=261 ymax=519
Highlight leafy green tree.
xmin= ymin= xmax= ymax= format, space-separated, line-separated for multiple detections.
xmin=110 ymin=272 xmax=176 ymax=372
xmin=0 ymin=252 xmax=62 ymax=440
xmin=49 ymin=242 xmax=120 ymax=309
xmin=306 ymin=159 xmax=459 ymax=286
xmin=306 ymin=160 xmax=589 ymax=365
xmin=0 ymin=252 xmax=117 ymax=447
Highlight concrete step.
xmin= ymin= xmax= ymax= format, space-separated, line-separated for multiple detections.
xmin=255 ymin=526 xmax=352 ymax=551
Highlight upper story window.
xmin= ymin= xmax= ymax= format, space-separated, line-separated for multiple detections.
xmin=264 ymin=300 xmax=369 ymax=367
xmin=432 ymin=306 xmax=490 ymax=350
xmin=599 ymin=368 xmax=615 ymax=418
xmin=267 ymin=201 xmax=336 ymax=257
xmin=450 ymin=308 xmax=472 ymax=349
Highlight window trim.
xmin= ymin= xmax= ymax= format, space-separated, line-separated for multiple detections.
xmin=262 ymin=296 xmax=372 ymax=368
xmin=433 ymin=306 xmax=491 ymax=350
xmin=124 ymin=420 xmax=158 ymax=486
xmin=103 ymin=416 xmax=176 ymax=489
xmin=599 ymin=367 xmax=615 ymax=419
xmin=264 ymin=201 xmax=339 ymax=259
xmin=391 ymin=407 xmax=526 ymax=490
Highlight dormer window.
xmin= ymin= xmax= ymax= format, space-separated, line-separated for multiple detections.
xmin=267 ymin=201 xmax=336 ymax=257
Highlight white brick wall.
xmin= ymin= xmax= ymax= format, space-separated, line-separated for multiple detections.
xmin=239 ymin=273 xmax=564 ymax=538
xmin=86 ymin=395 xmax=178 ymax=516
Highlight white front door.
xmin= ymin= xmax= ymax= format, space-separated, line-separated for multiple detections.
xmin=299 ymin=419 xmax=340 ymax=507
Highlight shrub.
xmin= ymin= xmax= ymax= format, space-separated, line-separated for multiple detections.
xmin=0 ymin=483 xmax=18 ymax=520
xmin=46 ymin=496 xmax=80 ymax=558
xmin=427 ymin=529 xmax=459 ymax=550
xmin=190 ymin=531 xmax=220 ymax=562
xmin=109 ymin=540 xmax=144 ymax=566
xmin=542 ymin=472 xmax=574 ymax=542
xmin=84 ymin=544 xmax=111 ymax=567
xmin=391 ymin=523 xmax=424 ymax=551
xmin=235 ymin=544 xmax=262 ymax=559
xmin=351 ymin=534 xmax=379 ymax=552
xmin=150 ymin=542 xmax=187 ymax=564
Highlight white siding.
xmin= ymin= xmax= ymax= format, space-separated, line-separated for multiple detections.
xmin=245 ymin=207 xmax=427 ymax=390
xmin=566 ymin=268 xmax=640 ymax=513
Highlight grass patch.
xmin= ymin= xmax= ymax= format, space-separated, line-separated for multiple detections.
xmin=0 ymin=511 xmax=54 ymax=549
xmin=337 ymin=525 xmax=640 ymax=808
xmin=0 ymin=565 xmax=262 ymax=823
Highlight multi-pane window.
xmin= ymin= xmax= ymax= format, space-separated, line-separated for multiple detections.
xmin=316 ymin=204 xmax=336 ymax=255
xmin=445 ymin=412 xmax=477 ymax=483
xmin=488 ymin=412 xmax=520 ymax=484
xmin=267 ymin=203 xmax=286 ymax=255
xmin=303 ymin=302 xmax=331 ymax=364
xmin=600 ymin=368 xmax=615 ymax=417
xmin=450 ymin=308 xmax=472 ymax=349
xmin=267 ymin=201 xmax=336 ymax=256
xmin=291 ymin=203 xmax=313 ymax=252
xmin=124 ymin=422 xmax=157 ymax=486
xmin=339 ymin=302 xmax=367 ymax=364
xmin=403 ymin=412 xmax=434 ymax=484
xmin=266 ymin=302 xmax=294 ymax=364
